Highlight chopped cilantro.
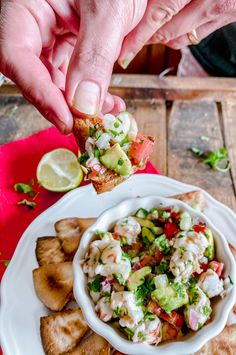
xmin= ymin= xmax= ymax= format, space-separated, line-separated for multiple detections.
xmin=93 ymin=148 xmax=101 ymax=158
xmin=191 ymin=146 xmax=204 ymax=156
xmin=109 ymin=129 xmax=118 ymax=137
xmin=118 ymin=158 xmax=124 ymax=166
xmin=138 ymin=331 xmax=146 ymax=341
xmin=17 ymin=199 xmax=36 ymax=209
xmin=203 ymin=147 xmax=230 ymax=172
xmin=122 ymin=251 xmax=131 ymax=260
xmin=120 ymin=134 xmax=129 ymax=146
xmin=229 ymin=275 xmax=234 ymax=285
xmin=135 ymin=278 xmax=155 ymax=306
xmin=154 ymin=234 xmax=170 ymax=255
xmin=89 ymin=126 xmax=96 ymax=137
xmin=172 ymin=282 xmax=186 ymax=298
xmin=88 ymin=277 xmax=102 ymax=292
xmin=156 ymin=260 xmax=168 ymax=274
xmin=79 ymin=151 xmax=89 ymax=164
xmin=114 ymin=306 xmax=121 ymax=317
xmin=14 ymin=182 xmax=37 ymax=197
xmin=202 ymin=306 xmax=211 ymax=316
xmin=95 ymin=130 xmax=103 ymax=140
xmin=1 ymin=260 xmax=10 ymax=267
xmin=113 ymin=273 xmax=125 ymax=285
xmin=117 ymin=116 xmax=123 ymax=124
xmin=124 ymin=327 xmax=134 ymax=339
xmin=114 ymin=122 xmax=120 ymax=128
xmin=144 ymin=312 xmax=156 ymax=321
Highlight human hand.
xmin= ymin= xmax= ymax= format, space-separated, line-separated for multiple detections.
xmin=119 ymin=0 xmax=236 ymax=67
xmin=0 ymin=0 xmax=147 ymax=134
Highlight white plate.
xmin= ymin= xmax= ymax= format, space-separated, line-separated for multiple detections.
xmin=1 ymin=174 xmax=236 ymax=355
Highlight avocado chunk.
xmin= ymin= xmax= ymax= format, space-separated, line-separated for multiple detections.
xmin=204 ymin=228 xmax=214 ymax=260
xmin=152 ymin=275 xmax=189 ymax=313
xmin=127 ymin=266 xmax=152 ymax=291
xmin=142 ymin=227 xmax=155 ymax=243
xmin=135 ymin=217 xmax=155 ymax=229
xmin=100 ymin=143 xmax=132 ymax=176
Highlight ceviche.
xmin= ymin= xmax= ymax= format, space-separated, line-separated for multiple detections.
xmin=82 ymin=205 xmax=233 ymax=345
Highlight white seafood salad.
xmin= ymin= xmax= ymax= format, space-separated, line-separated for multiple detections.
xmin=82 ymin=205 xmax=233 ymax=344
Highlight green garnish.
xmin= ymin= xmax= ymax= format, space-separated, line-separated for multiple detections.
xmin=203 ymin=147 xmax=230 ymax=172
xmin=122 ymin=251 xmax=132 ymax=260
xmin=17 ymin=199 xmax=36 ymax=209
xmin=154 ymin=234 xmax=170 ymax=255
xmin=109 ymin=129 xmax=118 ymax=137
xmin=118 ymin=158 xmax=124 ymax=166
xmin=191 ymin=146 xmax=204 ymax=156
xmin=124 ymin=327 xmax=134 ymax=339
xmin=135 ymin=278 xmax=155 ymax=306
xmin=156 ymin=260 xmax=168 ymax=273
xmin=113 ymin=273 xmax=125 ymax=285
xmin=144 ymin=312 xmax=156 ymax=321
xmin=89 ymin=126 xmax=96 ymax=137
xmin=138 ymin=332 xmax=146 ymax=342
xmin=229 ymin=275 xmax=234 ymax=284
xmin=114 ymin=122 xmax=120 ymax=128
xmin=14 ymin=182 xmax=37 ymax=197
xmin=88 ymin=277 xmax=102 ymax=292
xmin=191 ymin=146 xmax=230 ymax=172
xmin=79 ymin=151 xmax=89 ymax=164
xmin=202 ymin=306 xmax=211 ymax=316
xmin=1 ymin=259 xmax=10 ymax=267
xmin=114 ymin=306 xmax=121 ymax=317
xmin=95 ymin=130 xmax=103 ymax=140
xmin=94 ymin=148 xmax=101 ymax=158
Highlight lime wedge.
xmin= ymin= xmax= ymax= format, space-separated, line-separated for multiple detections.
xmin=36 ymin=148 xmax=83 ymax=192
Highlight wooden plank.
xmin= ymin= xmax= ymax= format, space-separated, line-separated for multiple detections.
xmin=110 ymin=75 xmax=236 ymax=101
xmin=0 ymin=97 xmax=50 ymax=145
xmin=2 ymin=75 xmax=236 ymax=101
xmin=221 ymin=101 xmax=236 ymax=196
xmin=126 ymin=99 xmax=167 ymax=175
xmin=168 ymin=100 xmax=236 ymax=211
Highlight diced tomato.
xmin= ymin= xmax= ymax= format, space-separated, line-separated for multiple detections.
xmin=200 ymin=262 xmax=208 ymax=272
xmin=193 ymin=224 xmax=206 ymax=233
xmin=162 ymin=322 xmax=179 ymax=341
xmin=139 ymin=255 xmax=155 ymax=267
xmin=160 ymin=311 xmax=184 ymax=329
xmin=128 ymin=134 xmax=154 ymax=168
xmin=112 ymin=232 xmax=121 ymax=240
xmin=209 ymin=261 xmax=224 ymax=277
xmin=132 ymin=242 xmax=143 ymax=252
xmin=171 ymin=211 xmax=180 ymax=221
xmin=90 ymin=169 xmax=98 ymax=178
xmin=155 ymin=248 xmax=164 ymax=264
xmin=149 ymin=301 xmax=183 ymax=328
xmin=164 ymin=222 xmax=178 ymax=239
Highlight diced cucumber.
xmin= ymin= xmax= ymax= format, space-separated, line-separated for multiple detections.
xmin=180 ymin=211 xmax=192 ymax=231
xmin=135 ymin=208 xmax=148 ymax=219
xmin=135 ymin=217 xmax=155 ymax=229
xmin=142 ymin=227 xmax=155 ymax=243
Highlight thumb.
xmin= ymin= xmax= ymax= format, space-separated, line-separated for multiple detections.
xmin=65 ymin=4 xmax=125 ymax=116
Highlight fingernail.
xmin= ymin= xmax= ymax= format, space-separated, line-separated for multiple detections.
xmin=119 ymin=52 xmax=135 ymax=69
xmin=72 ymin=80 xmax=100 ymax=115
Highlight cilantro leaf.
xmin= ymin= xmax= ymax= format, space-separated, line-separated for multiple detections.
xmin=135 ymin=278 xmax=155 ymax=306
xmin=14 ymin=182 xmax=36 ymax=197
xmin=17 ymin=199 xmax=36 ymax=209
xmin=154 ymin=234 xmax=170 ymax=255
xmin=202 ymin=147 xmax=230 ymax=172
xmin=79 ymin=151 xmax=89 ymax=164
xmin=191 ymin=146 xmax=204 ymax=156
xmin=88 ymin=277 xmax=102 ymax=292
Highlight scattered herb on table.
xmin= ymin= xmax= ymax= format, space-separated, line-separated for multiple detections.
xmin=191 ymin=146 xmax=230 ymax=172
xmin=0 ymin=259 xmax=10 ymax=267
xmin=14 ymin=182 xmax=37 ymax=197
xmin=17 ymin=199 xmax=36 ymax=209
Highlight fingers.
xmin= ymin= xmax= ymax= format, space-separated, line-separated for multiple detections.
xmin=2 ymin=48 xmax=73 ymax=133
xmin=166 ymin=17 xmax=235 ymax=50
xmin=118 ymin=0 xmax=190 ymax=68
xmin=102 ymin=93 xmax=126 ymax=115
xmin=147 ymin=0 xmax=236 ymax=49
xmin=65 ymin=0 xmax=147 ymax=117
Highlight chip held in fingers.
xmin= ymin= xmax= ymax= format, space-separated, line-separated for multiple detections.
xmin=40 ymin=309 xmax=89 ymax=355
xmin=33 ymin=262 xmax=73 ymax=311
xmin=74 ymin=111 xmax=155 ymax=193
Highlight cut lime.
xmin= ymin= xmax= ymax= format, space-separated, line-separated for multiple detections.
xmin=36 ymin=148 xmax=83 ymax=192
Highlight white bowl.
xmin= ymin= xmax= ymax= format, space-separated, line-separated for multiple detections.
xmin=73 ymin=196 xmax=236 ymax=355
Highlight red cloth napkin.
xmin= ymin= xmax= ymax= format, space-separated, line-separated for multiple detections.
xmin=0 ymin=127 xmax=159 ymax=280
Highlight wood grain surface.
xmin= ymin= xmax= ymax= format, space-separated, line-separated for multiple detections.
xmin=1 ymin=75 xmax=236 ymax=212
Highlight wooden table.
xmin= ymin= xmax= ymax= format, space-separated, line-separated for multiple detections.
xmin=1 ymin=74 xmax=236 ymax=211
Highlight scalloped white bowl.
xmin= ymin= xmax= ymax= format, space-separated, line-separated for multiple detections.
xmin=73 ymin=196 xmax=236 ymax=355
